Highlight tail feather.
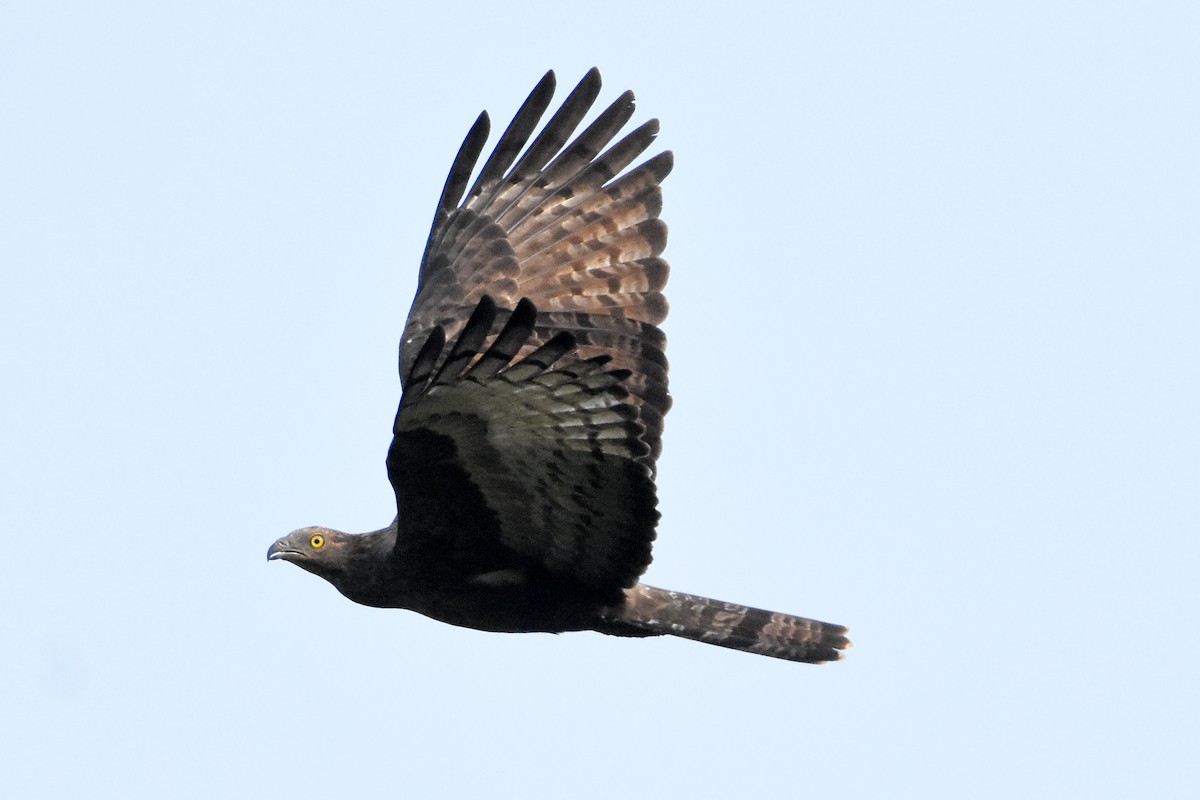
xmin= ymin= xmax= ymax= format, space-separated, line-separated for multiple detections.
xmin=610 ymin=584 xmax=850 ymax=664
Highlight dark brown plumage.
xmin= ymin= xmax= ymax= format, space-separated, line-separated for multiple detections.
xmin=267 ymin=69 xmax=849 ymax=664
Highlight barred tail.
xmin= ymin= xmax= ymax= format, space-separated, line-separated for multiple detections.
xmin=610 ymin=583 xmax=850 ymax=664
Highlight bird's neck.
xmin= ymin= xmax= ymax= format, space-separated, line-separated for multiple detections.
xmin=325 ymin=522 xmax=404 ymax=608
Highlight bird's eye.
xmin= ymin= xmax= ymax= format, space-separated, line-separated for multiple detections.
xmin=310 ymin=534 xmax=325 ymax=549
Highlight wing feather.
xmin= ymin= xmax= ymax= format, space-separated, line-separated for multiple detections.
xmin=463 ymin=71 xmax=557 ymax=210
xmin=389 ymin=298 xmax=657 ymax=596
xmin=399 ymin=69 xmax=672 ymax=466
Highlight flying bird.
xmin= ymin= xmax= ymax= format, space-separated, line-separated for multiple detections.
xmin=268 ymin=69 xmax=850 ymax=664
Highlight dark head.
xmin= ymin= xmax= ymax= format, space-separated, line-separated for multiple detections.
xmin=267 ymin=526 xmax=352 ymax=581
xmin=267 ymin=523 xmax=400 ymax=608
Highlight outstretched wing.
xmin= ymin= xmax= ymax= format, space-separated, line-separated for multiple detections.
xmin=387 ymin=297 xmax=658 ymax=599
xmin=400 ymin=69 xmax=672 ymax=464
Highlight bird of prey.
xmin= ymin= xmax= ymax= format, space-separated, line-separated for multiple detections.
xmin=268 ymin=69 xmax=850 ymax=664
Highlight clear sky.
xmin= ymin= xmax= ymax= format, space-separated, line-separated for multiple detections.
xmin=3 ymin=2 xmax=1197 ymax=798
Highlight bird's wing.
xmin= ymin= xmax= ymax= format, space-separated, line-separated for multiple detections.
xmin=388 ymin=297 xmax=658 ymax=597
xmin=400 ymin=68 xmax=672 ymax=464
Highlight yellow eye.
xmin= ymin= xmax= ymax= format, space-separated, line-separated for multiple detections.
xmin=310 ymin=534 xmax=325 ymax=549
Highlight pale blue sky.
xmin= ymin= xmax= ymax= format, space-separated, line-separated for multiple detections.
xmin=3 ymin=2 xmax=1197 ymax=798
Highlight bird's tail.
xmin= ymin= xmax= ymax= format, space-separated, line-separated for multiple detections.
xmin=608 ymin=583 xmax=850 ymax=664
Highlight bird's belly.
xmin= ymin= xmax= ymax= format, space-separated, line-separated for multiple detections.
xmin=407 ymin=583 xmax=605 ymax=633
xmin=331 ymin=562 xmax=626 ymax=633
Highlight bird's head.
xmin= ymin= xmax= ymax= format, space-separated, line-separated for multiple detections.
xmin=267 ymin=526 xmax=349 ymax=578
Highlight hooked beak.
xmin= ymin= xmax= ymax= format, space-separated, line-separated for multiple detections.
xmin=267 ymin=539 xmax=300 ymax=562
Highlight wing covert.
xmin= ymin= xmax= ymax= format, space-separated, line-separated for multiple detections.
xmin=388 ymin=297 xmax=658 ymax=598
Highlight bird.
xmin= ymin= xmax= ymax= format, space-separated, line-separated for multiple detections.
xmin=267 ymin=68 xmax=850 ymax=664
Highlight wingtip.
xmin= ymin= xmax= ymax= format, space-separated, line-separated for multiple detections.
xmin=649 ymin=150 xmax=674 ymax=181
xmin=459 ymin=109 xmax=490 ymax=150
xmin=532 ymin=69 xmax=557 ymax=100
